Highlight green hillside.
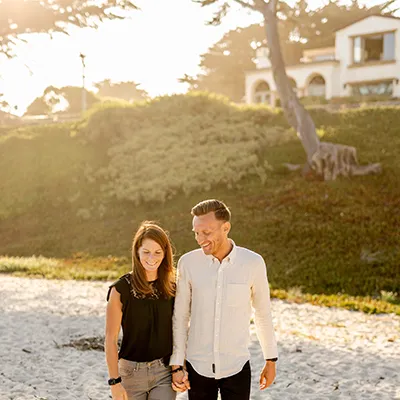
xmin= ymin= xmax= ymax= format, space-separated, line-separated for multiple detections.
xmin=1 ymin=93 xmax=399 ymax=305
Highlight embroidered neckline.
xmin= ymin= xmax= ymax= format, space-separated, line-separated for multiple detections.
xmin=124 ymin=275 xmax=161 ymax=300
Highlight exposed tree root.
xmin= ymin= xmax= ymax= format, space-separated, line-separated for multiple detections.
xmin=283 ymin=142 xmax=382 ymax=181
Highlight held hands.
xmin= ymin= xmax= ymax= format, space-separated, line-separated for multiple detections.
xmin=259 ymin=360 xmax=276 ymax=390
xmin=171 ymin=366 xmax=191 ymax=393
xmin=111 ymin=383 xmax=128 ymax=400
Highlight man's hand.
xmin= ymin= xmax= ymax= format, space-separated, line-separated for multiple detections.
xmin=259 ymin=360 xmax=276 ymax=390
xmin=171 ymin=365 xmax=191 ymax=393
xmin=110 ymin=383 xmax=128 ymax=400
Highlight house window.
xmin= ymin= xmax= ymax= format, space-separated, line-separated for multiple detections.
xmin=383 ymin=32 xmax=395 ymax=60
xmin=254 ymin=81 xmax=271 ymax=104
xmin=351 ymin=81 xmax=393 ymax=96
xmin=353 ymin=37 xmax=363 ymax=63
xmin=308 ymin=75 xmax=326 ymax=97
xmin=365 ymin=35 xmax=384 ymax=61
xmin=352 ymin=32 xmax=395 ymax=64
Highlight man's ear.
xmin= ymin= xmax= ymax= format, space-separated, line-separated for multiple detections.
xmin=223 ymin=222 xmax=231 ymax=235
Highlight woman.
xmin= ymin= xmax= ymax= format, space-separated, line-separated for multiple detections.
xmin=105 ymin=221 xmax=177 ymax=400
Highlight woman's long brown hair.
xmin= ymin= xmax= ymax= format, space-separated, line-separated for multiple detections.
xmin=130 ymin=221 xmax=175 ymax=298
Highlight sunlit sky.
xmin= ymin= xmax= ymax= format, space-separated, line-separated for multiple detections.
xmin=0 ymin=0 xmax=393 ymax=115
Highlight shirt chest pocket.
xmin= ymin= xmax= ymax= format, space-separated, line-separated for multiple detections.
xmin=226 ymin=283 xmax=249 ymax=307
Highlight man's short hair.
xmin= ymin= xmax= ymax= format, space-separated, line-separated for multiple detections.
xmin=191 ymin=199 xmax=231 ymax=222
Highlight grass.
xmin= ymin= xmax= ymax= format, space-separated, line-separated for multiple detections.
xmin=271 ymin=288 xmax=400 ymax=315
xmin=0 ymin=255 xmax=129 ymax=281
xmin=1 ymin=255 xmax=398 ymax=315
xmin=1 ymin=95 xmax=399 ymax=314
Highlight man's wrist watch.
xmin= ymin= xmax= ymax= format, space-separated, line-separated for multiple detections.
xmin=266 ymin=358 xmax=278 ymax=362
xmin=108 ymin=376 xmax=122 ymax=385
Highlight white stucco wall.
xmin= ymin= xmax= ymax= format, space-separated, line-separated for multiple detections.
xmin=245 ymin=61 xmax=340 ymax=105
xmin=302 ymin=47 xmax=335 ymax=62
xmin=335 ymin=16 xmax=400 ymax=96
xmin=245 ymin=16 xmax=400 ymax=105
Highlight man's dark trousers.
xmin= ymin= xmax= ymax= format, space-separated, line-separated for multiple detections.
xmin=186 ymin=361 xmax=251 ymax=400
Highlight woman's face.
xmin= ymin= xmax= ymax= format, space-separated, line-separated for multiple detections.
xmin=138 ymin=238 xmax=165 ymax=274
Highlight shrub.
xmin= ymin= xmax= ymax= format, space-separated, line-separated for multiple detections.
xmin=77 ymin=93 xmax=295 ymax=204
xmin=1 ymin=94 xmax=399 ymax=299
xmin=329 ymin=95 xmax=394 ymax=105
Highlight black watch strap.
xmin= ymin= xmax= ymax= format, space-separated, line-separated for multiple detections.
xmin=266 ymin=358 xmax=278 ymax=362
xmin=108 ymin=376 xmax=122 ymax=385
xmin=171 ymin=366 xmax=184 ymax=374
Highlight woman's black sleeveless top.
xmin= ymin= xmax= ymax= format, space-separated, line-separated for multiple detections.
xmin=107 ymin=274 xmax=174 ymax=362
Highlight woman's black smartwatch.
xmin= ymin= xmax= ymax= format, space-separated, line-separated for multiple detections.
xmin=108 ymin=376 xmax=122 ymax=385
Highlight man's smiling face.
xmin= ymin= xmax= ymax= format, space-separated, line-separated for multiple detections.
xmin=192 ymin=211 xmax=230 ymax=258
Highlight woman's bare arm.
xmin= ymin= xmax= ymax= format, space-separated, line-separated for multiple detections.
xmin=105 ymin=287 xmax=123 ymax=380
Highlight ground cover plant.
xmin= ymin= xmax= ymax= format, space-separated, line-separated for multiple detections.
xmin=1 ymin=93 xmax=399 ymax=313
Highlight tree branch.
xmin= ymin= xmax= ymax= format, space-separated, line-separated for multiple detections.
xmin=233 ymin=0 xmax=260 ymax=12
xmin=0 ymin=0 xmax=139 ymax=57
xmin=205 ymin=2 xmax=231 ymax=25
xmin=268 ymin=0 xmax=278 ymax=13
xmin=379 ymin=0 xmax=398 ymax=11
xmin=193 ymin=0 xmax=220 ymax=6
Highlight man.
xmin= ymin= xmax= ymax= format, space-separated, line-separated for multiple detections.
xmin=170 ymin=199 xmax=278 ymax=399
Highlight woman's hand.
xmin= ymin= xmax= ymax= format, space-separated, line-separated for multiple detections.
xmin=171 ymin=369 xmax=190 ymax=393
xmin=111 ymin=383 xmax=128 ymax=400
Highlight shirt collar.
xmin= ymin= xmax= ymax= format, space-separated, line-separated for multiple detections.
xmin=226 ymin=239 xmax=237 ymax=264
xmin=207 ymin=239 xmax=237 ymax=264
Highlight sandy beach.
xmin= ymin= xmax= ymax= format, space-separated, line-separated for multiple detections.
xmin=0 ymin=275 xmax=399 ymax=400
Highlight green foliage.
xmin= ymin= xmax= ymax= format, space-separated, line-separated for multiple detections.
xmin=275 ymin=95 xmax=396 ymax=109
xmin=77 ymin=92 xmax=293 ymax=204
xmin=0 ymin=94 xmax=399 ymax=305
xmin=1 ymin=255 xmax=398 ymax=315
xmin=0 ymin=122 xmax=102 ymax=220
xmin=292 ymin=0 xmax=397 ymax=50
xmin=0 ymin=93 xmax=11 ymax=113
xmin=94 ymin=79 xmax=149 ymax=103
xmin=25 ymin=86 xmax=100 ymax=116
xmin=276 ymin=96 xmax=329 ymax=107
xmin=271 ymin=289 xmax=400 ymax=316
xmin=182 ymin=23 xmax=303 ymax=102
xmin=25 ymin=97 xmax=50 ymax=116
xmin=278 ymin=95 xmax=397 ymax=109
xmin=329 ymin=95 xmax=394 ymax=105
xmin=185 ymin=0 xmax=398 ymax=102
xmin=0 ymin=0 xmax=138 ymax=57
xmin=0 ymin=255 xmax=129 ymax=280
xmin=300 ymin=96 xmax=329 ymax=106
xmin=0 ymin=255 xmax=60 ymax=273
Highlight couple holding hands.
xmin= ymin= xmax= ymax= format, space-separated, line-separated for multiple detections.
xmin=105 ymin=199 xmax=278 ymax=400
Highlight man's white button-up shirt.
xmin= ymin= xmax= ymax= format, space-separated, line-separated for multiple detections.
xmin=170 ymin=241 xmax=278 ymax=379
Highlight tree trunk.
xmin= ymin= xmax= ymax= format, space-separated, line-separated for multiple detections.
xmin=261 ymin=4 xmax=381 ymax=180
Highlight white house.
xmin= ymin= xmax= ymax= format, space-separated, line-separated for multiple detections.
xmin=245 ymin=15 xmax=400 ymax=106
